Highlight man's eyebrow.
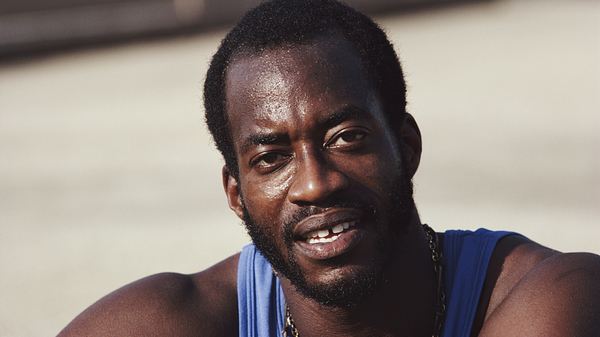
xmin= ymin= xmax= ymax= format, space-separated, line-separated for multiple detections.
xmin=322 ymin=105 xmax=370 ymax=130
xmin=240 ymin=132 xmax=290 ymax=154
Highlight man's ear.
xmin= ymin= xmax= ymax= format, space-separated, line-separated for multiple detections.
xmin=399 ymin=113 xmax=422 ymax=178
xmin=222 ymin=166 xmax=245 ymax=220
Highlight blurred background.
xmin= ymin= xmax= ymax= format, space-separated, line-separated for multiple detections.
xmin=1 ymin=0 xmax=598 ymax=336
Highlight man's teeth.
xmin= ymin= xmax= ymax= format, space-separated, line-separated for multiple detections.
xmin=332 ymin=224 xmax=344 ymax=234
xmin=317 ymin=229 xmax=329 ymax=238
xmin=305 ymin=221 xmax=356 ymax=244
xmin=307 ymin=236 xmax=340 ymax=244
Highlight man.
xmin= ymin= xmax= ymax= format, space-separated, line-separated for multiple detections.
xmin=59 ymin=0 xmax=600 ymax=336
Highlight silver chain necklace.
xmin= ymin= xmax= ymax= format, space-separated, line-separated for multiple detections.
xmin=282 ymin=223 xmax=446 ymax=337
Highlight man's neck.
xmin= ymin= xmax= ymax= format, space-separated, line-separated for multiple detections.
xmin=280 ymin=219 xmax=437 ymax=337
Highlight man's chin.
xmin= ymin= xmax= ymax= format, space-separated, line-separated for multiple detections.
xmin=288 ymin=262 xmax=384 ymax=308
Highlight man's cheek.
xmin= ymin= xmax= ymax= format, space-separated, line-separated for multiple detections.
xmin=244 ymin=168 xmax=293 ymax=201
xmin=263 ymin=170 xmax=294 ymax=202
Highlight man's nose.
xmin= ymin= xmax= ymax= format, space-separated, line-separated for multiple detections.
xmin=287 ymin=150 xmax=349 ymax=206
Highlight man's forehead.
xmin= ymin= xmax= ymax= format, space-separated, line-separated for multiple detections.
xmin=227 ymin=38 xmax=364 ymax=90
xmin=225 ymin=36 xmax=372 ymax=118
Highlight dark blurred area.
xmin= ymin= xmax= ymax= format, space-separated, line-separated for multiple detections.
xmin=0 ymin=0 xmax=473 ymax=58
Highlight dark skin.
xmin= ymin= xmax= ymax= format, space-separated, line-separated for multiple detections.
xmin=59 ymin=35 xmax=600 ymax=337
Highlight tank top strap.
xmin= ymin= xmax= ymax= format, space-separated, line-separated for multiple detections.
xmin=441 ymin=228 xmax=518 ymax=337
xmin=237 ymin=244 xmax=285 ymax=337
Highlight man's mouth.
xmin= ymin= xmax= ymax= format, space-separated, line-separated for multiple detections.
xmin=292 ymin=209 xmax=366 ymax=260
xmin=303 ymin=221 xmax=357 ymax=244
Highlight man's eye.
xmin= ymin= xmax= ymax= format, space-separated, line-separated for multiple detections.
xmin=328 ymin=129 xmax=368 ymax=147
xmin=251 ymin=152 xmax=289 ymax=170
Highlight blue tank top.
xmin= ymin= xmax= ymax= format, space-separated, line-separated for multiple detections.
xmin=237 ymin=228 xmax=515 ymax=337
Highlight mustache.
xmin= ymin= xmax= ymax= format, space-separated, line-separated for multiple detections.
xmin=281 ymin=200 xmax=376 ymax=244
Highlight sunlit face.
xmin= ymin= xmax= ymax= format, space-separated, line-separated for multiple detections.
xmin=224 ymin=35 xmax=415 ymax=306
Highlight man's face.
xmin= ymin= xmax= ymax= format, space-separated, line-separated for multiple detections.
xmin=224 ymin=35 xmax=415 ymax=306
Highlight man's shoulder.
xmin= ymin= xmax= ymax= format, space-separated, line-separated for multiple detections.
xmin=479 ymin=234 xmax=600 ymax=336
xmin=58 ymin=253 xmax=240 ymax=337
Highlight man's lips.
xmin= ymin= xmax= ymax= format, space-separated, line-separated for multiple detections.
xmin=292 ymin=208 xmax=366 ymax=260
xmin=292 ymin=208 xmax=364 ymax=238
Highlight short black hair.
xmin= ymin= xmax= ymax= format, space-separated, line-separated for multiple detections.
xmin=204 ymin=0 xmax=407 ymax=177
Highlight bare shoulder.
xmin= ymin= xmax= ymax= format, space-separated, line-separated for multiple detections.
xmin=479 ymin=235 xmax=600 ymax=337
xmin=58 ymin=253 xmax=240 ymax=337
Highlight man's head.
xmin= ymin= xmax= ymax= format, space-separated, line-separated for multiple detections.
xmin=204 ymin=0 xmax=422 ymax=307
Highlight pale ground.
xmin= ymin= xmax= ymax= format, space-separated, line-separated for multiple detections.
xmin=0 ymin=0 xmax=598 ymax=336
